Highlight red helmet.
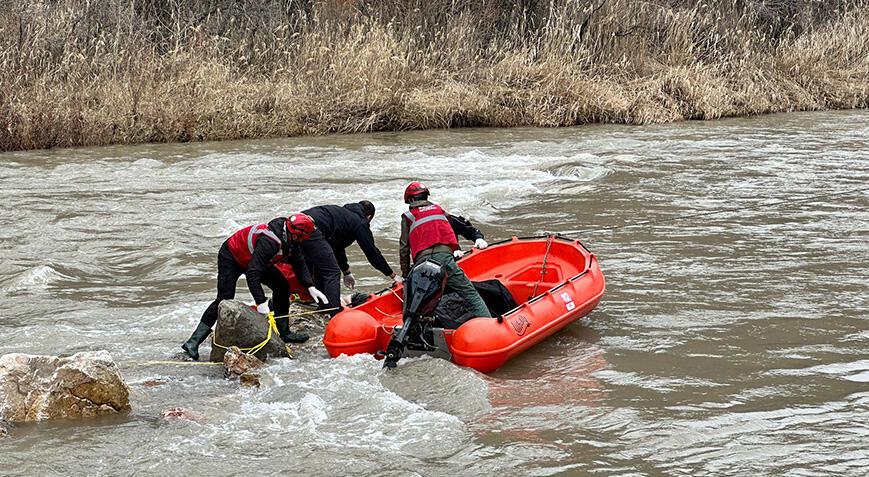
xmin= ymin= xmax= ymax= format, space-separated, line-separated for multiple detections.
xmin=285 ymin=213 xmax=316 ymax=241
xmin=404 ymin=181 xmax=430 ymax=204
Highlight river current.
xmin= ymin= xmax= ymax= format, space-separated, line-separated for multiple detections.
xmin=0 ymin=110 xmax=867 ymax=476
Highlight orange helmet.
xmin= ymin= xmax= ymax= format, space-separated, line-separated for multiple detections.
xmin=404 ymin=181 xmax=430 ymax=204
xmin=285 ymin=213 xmax=316 ymax=241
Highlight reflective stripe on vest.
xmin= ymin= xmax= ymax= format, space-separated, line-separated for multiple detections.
xmin=228 ymin=223 xmax=283 ymax=268
xmin=247 ymin=226 xmax=280 ymax=254
xmin=404 ymin=205 xmax=458 ymax=258
xmin=406 ymin=213 xmax=450 ymax=235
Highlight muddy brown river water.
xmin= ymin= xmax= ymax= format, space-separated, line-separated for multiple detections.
xmin=0 ymin=110 xmax=867 ymax=476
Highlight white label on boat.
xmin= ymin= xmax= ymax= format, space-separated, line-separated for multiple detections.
xmin=561 ymin=292 xmax=575 ymax=311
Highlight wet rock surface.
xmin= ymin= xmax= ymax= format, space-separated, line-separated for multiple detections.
xmin=0 ymin=419 xmax=10 ymax=439
xmin=209 ymin=300 xmax=330 ymax=362
xmin=223 ymin=346 xmax=265 ymax=388
xmin=239 ymin=373 xmax=261 ymax=388
xmin=0 ymin=351 xmax=131 ymax=423
xmin=209 ymin=300 xmax=290 ymax=362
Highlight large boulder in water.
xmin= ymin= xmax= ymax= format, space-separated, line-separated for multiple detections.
xmin=0 ymin=351 xmax=131 ymax=423
xmin=209 ymin=300 xmax=290 ymax=362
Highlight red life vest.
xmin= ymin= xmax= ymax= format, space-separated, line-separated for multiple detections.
xmin=226 ymin=224 xmax=283 ymax=268
xmin=403 ymin=204 xmax=458 ymax=258
xmin=275 ymin=263 xmax=313 ymax=301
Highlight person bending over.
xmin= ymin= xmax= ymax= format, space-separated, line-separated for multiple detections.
xmin=301 ymin=201 xmax=401 ymax=317
xmin=181 ymin=213 xmax=328 ymax=360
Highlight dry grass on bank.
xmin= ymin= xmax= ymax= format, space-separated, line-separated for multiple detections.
xmin=1 ymin=0 xmax=867 ymax=151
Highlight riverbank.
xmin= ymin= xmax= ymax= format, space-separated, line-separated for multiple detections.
xmin=1 ymin=0 xmax=867 ymax=152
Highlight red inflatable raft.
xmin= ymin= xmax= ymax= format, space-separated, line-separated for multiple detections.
xmin=323 ymin=235 xmax=605 ymax=372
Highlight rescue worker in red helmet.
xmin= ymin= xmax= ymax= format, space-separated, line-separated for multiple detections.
xmin=181 ymin=213 xmax=329 ymax=360
xmin=399 ymin=182 xmax=491 ymax=318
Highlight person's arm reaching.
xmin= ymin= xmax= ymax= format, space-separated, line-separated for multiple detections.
xmin=288 ymin=245 xmax=314 ymax=289
xmin=448 ymin=214 xmax=486 ymax=246
xmin=354 ymin=222 xmax=394 ymax=277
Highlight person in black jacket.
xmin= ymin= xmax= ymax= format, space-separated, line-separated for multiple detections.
xmin=302 ymin=201 xmax=400 ymax=316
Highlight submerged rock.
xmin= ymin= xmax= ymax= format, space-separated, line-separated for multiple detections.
xmin=239 ymin=373 xmax=261 ymax=388
xmin=0 ymin=419 xmax=10 ymax=439
xmin=161 ymin=407 xmax=196 ymax=421
xmin=0 ymin=351 xmax=131 ymax=423
xmin=209 ymin=300 xmax=290 ymax=362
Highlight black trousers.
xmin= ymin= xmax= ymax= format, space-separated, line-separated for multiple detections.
xmin=300 ymin=230 xmax=342 ymax=317
xmin=199 ymin=243 xmax=291 ymax=331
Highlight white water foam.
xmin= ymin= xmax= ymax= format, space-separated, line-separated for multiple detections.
xmin=1 ymin=265 xmax=69 ymax=293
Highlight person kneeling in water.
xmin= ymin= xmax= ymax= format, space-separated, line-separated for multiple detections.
xmin=399 ymin=182 xmax=491 ymax=318
xmin=181 ymin=213 xmax=329 ymax=360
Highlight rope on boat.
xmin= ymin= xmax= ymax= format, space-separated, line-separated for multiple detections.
xmin=531 ymin=234 xmax=556 ymax=298
xmin=389 ymin=287 xmax=404 ymax=303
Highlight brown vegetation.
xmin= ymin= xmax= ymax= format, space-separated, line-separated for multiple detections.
xmin=1 ymin=0 xmax=867 ymax=151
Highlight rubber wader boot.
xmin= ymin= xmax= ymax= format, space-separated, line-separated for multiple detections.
xmin=181 ymin=321 xmax=212 ymax=361
xmin=275 ymin=316 xmax=310 ymax=343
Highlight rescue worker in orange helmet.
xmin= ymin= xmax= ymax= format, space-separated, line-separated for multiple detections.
xmin=399 ymin=182 xmax=491 ymax=318
xmin=181 ymin=213 xmax=329 ymax=360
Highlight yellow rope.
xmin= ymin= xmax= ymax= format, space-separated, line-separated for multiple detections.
xmin=126 ymin=360 xmax=224 ymax=366
xmin=270 ymin=307 xmax=339 ymax=320
xmin=126 ymin=308 xmax=334 ymax=367
xmin=212 ymin=311 xmax=276 ymax=354
xmin=211 ymin=311 xmax=306 ymax=357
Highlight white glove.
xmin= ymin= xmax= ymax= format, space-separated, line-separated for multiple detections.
xmin=343 ymin=273 xmax=356 ymax=289
xmin=453 ymin=250 xmax=464 ymax=258
xmin=475 ymin=238 xmax=488 ymax=249
xmin=308 ymin=286 xmax=329 ymax=305
xmin=392 ymin=274 xmax=404 ymax=285
xmin=256 ymin=301 xmax=270 ymax=315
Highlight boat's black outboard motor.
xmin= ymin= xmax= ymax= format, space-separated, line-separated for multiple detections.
xmin=383 ymin=259 xmax=447 ymax=369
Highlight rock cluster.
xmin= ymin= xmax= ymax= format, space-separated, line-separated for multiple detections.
xmin=223 ymin=346 xmax=264 ymax=388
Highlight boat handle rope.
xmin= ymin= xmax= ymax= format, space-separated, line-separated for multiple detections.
xmin=389 ymin=287 xmax=404 ymax=303
xmin=531 ymin=234 xmax=556 ymax=298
